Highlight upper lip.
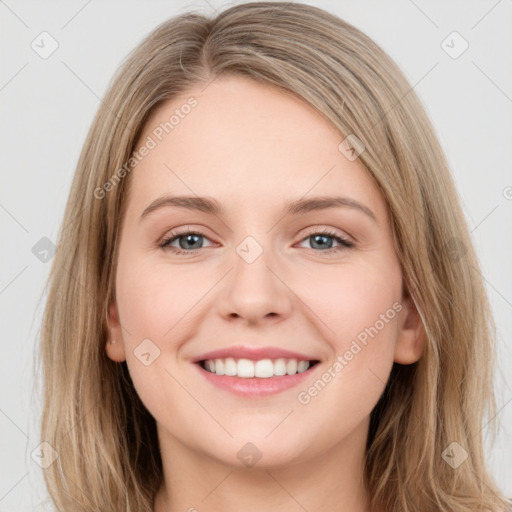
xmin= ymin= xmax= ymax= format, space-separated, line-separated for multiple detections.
xmin=192 ymin=345 xmax=320 ymax=363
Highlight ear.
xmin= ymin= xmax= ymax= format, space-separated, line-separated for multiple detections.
xmin=394 ymin=292 xmax=426 ymax=365
xmin=105 ymin=301 xmax=126 ymax=362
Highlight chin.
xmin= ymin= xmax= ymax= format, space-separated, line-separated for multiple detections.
xmin=212 ymin=434 xmax=311 ymax=470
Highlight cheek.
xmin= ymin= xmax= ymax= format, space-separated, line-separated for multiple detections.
xmin=116 ymin=259 xmax=209 ymax=344
xmin=293 ymin=260 xmax=402 ymax=427
xmin=113 ymin=259 xmax=196 ymax=417
xmin=292 ymin=258 xmax=402 ymax=346
xmin=114 ymin=257 xmax=217 ymax=399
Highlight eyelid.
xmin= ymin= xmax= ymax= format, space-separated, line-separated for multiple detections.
xmin=299 ymin=225 xmax=354 ymax=242
xmin=159 ymin=226 xmax=217 ymax=248
xmin=159 ymin=226 xmax=351 ymax=243
xmin=158 ymin=223 xmax=213 ymax=240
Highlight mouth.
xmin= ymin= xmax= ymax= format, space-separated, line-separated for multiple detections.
xmin=197 ymin=357 xmax=321 ymax=378
xmin=194 ymin=357 xmax=321 ymax=397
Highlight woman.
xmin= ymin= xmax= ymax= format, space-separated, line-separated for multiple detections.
xmin=38 ymin=2 xmax=511 ymax=511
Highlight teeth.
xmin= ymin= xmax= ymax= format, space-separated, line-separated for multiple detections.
xmin=286 ymin=359 xmax=297 ymax=375
xmin=202 ymin=357 xmax=314 ymax=378
xmin=224 ymin=357 xmax=237 ymax=376
xmin=297 ymin=360 xmax=310 ymax=373
xmin=239 ymin=358 xmax=256 ymax=378
xmin=254 ymin=359 xmax=272 ymax=378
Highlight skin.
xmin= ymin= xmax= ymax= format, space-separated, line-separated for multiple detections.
xmin=106 ymin=75 xmax=425 ymax=512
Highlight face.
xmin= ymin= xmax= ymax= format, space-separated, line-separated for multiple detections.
xmin=106 ymin=75 xmax=424 ymax=468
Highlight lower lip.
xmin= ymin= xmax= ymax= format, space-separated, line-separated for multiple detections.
xmin=194 ymin=362 xmax=320 ymax=397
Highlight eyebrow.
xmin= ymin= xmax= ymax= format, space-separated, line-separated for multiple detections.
xmin=139 ymin=194 xmax=377 ymax=223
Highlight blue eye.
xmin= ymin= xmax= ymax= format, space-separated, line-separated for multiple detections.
xmin=159 ymin=228 xmax=354 ymax=255
xmin=159 ymin=231 xmax=214 ymax=254
xmin=298 ymin=230 xmax=354 ymax=253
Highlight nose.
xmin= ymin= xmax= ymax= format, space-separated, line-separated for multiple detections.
xmin=217 ymin=248 xmax=293 ymax=325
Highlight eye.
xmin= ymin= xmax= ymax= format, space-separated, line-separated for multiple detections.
xmin=296 ymin=229 xmax=354 ymax=254
xmin=159 ymin=229 xmax=215 ymax=255
xmin=159 ymin=227 xmax=354 ymax=256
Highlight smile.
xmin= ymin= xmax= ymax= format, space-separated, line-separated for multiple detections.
xmin=200 ymin=357 xmax=319 ymax=378
xmin=194 ymin=357 xmax=321 ymax=397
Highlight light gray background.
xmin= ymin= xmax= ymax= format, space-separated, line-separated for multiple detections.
xmin=1 ymin=1 xmax=511 ymax=510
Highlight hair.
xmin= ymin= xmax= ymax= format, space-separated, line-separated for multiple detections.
xmin=37 ymin=2 xmax=511 ymax=511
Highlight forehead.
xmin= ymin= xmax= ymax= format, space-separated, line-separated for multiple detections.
xmin=126 ymin=75 xmax=387 ymax=221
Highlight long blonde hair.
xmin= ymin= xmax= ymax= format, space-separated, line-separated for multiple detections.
xmin=38 ymin=2 xmax=511 ymax=511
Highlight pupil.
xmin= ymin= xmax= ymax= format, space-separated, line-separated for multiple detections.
xmin=180 ymin=234 xmax=202 ymax=250
xmin=311 ymin=234 xmax=332 ymax=250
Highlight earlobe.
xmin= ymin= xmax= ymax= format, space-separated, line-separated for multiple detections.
xmin=394 ymin=294 xmax=426 ymax=365
xmin=105 ymin=302 xmax=127 ymax=362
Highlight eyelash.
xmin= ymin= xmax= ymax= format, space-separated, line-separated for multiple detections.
xmin=158 ymin=228 xmax=354 ymax=256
